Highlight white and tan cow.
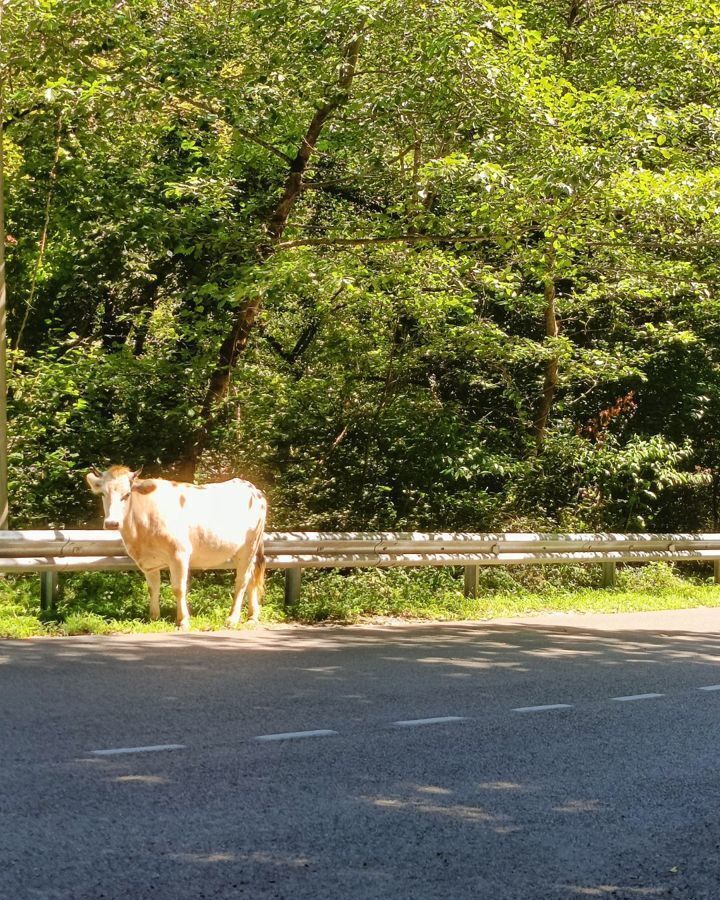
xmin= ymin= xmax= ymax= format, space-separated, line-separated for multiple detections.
xmin=86 ymin=466 xmax=266 ymax=630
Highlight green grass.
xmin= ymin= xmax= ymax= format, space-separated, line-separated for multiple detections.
xmin=1 ymin=562 xmax=720 ymax=638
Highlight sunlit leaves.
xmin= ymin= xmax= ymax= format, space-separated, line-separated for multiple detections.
xmin=4 ymin=0 xmax=720 ymax=531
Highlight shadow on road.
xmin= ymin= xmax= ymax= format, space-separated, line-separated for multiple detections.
xmin=3 ymin=612 xmax=720 ymax=677
xmin=3 ymin=613 xmax=720 ymax=900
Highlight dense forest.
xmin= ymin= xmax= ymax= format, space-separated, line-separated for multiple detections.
xmin=3 ymin=0 xmax=720 ymax=533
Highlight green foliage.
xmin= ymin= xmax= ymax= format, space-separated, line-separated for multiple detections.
xmin=3 ymin=0 xmax=720 ymax=536
xmin=2 ymin=564 xmax=719 ymax=637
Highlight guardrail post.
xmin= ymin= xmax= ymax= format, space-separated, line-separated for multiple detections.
xmin=463 ymin=565 xmax=479 ymax=598
xmin=714 ymin=561 xmax=720 ymax=585
xmin=601 ymin=562 xmax=617 ymax=588
xmin=284 ymin=567 xmax=302 ymax=607
xmin=39 ymin=571 xmax=59 ymax=611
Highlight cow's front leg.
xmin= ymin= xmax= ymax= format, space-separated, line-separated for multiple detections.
xmin=144 ymin=569 xmax=162 ymax=621
xmin=168 ymin=555 xmax=191 ymax=631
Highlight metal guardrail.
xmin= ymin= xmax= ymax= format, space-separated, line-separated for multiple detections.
xmin=2 ymin=530 xmax=720 ymax=610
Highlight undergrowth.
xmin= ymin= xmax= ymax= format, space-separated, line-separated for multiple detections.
xmin=1 ymin=562 xmax=720 ymax=638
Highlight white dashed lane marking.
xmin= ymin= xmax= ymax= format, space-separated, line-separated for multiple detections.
xmin=90 ymin=744 xmax=186 ymax=756
xmin=393 ymin=716 xmax=468 ymax=727
xmin=85 ymin=685 xmax=720 ymax=756
xmin=611 ymin=693 xmax=664 ymax=702
xmin=254 ymin=730 xmax=339 ymax=742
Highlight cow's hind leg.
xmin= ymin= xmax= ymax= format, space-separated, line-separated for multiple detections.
xmin=168 ymin=556 xmax=191 ymax=631
xmin=226 ymin=549 xmax=255 ymax=628
xmin=145 ymin=569 xmax=162 ymax=621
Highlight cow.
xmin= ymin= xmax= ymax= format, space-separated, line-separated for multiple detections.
xmin=86 ymin=465 xmax=266 ymax=630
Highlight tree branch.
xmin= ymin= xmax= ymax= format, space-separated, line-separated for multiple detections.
xmin=175 ymin=29 xmax=365 ymax=479
xmin=264 ymin=32 xmax=363 ymax=243
xmin=232 ymin=127 xmax=293 ymax=163
xmin=276 ymin=233 xmax=494 ymax=250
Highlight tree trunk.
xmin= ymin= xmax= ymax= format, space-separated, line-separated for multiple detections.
xmin=534 ymin=245 xmax=559 ymax=452
xmin=175 ymin=32 xmax=362 ymax=481
xmin=567 ymin=0 xmax=583 ymax=26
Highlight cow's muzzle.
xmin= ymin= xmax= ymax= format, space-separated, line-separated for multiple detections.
xmin=103 ymin=519 xmax=120 ymax=530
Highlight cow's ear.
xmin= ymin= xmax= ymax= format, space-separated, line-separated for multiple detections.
xmin=86 ymin=471 xmax=103 ymax=494
xmin=129 ymin=467 xmax=143 ymax=483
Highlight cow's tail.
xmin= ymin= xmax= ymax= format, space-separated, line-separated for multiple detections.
xmin=250 ymin=541 xmax=266 ymax=602
xmin=250 ymin=488 xmax=266 ymax=602
xmin=248 ymin=491 xmax=266 ymax=611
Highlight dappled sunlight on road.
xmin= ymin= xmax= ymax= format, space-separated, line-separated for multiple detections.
xmin=358 ymin=776 xmax=613 ymax=835
xmin=113 ymin=774 xmax=170 ymax=785
xmin=5 ymin=608 xmax=720 ymax=675
xmin=415 ymin=655 xmax=531 ymax=670
xmin=170 ymin=850 xmax=313 ymax=867
xmin=552 ymin=799 xmax=605 ymax=814
xmin=565 ymin=886 xmax=664 ymax=897
xmin=361 ymin=788 xmax=518 ymax=829
xmin=520 ymin=646 xmax=601 ymax=658
xmin=476 ymin=781 xmax=525 ymax=791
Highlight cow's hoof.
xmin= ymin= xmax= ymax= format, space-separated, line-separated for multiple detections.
xmin=225 ymin=617 xmax=240 ymax=629
xmin=176 ymin=620 xmax=190 ymax=632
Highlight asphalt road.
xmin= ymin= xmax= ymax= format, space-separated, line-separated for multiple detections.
xmin=2 ymin=608 xmax=720 ymax=900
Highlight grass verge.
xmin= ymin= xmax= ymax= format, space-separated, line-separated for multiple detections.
xmin=1 ymin=562 xmax=720 ymax=638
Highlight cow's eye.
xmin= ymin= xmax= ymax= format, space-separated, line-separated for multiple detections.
xmin=121 ymin=492 xmax=131 ymax=501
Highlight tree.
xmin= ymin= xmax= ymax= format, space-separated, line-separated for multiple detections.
xmin=2 ymin=0 xmax=719 ymax=532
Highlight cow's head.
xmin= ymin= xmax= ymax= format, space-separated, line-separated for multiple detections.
xmin=86 ymin=465 xmax=142 ymax=530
